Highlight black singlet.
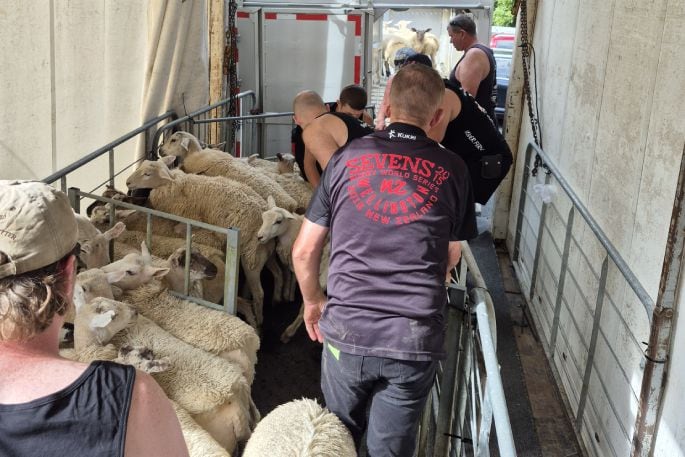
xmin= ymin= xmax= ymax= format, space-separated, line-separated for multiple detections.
xmin=318 ymin=111 xmax=374 ymax=144
xmin=441 ymin=79 xmax=513 ymax=204
xmin=450 ymin=43 xmax=497 ymax=121
xmin=0 ymin=361 xmax=136 ymax=457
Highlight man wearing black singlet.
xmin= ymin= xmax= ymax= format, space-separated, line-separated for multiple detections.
xmin=0 ymin=181 xmax=187 ymax=457
xmin=447 ymin=14 xmax=497 ymax=122
xmin=292 ymin=86 xmax=374 ymax=186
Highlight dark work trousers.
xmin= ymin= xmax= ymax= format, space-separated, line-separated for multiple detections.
xmin=321 ymin=342 xmax=438 ymax=457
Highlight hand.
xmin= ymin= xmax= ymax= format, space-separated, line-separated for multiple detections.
xmin=304 ymin=298 xmax=326 ymax=343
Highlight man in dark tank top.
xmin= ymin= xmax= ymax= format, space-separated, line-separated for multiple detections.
xmin=293 ymin=85 xmax=374 ymax=186
xmin=447 ymin=14 xmax=497 ymax=122
xmin=0 ymin=181 xmax=187 ymax=457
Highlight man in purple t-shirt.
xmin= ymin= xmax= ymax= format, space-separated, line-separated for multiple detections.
xmin=292 ymin=64 xmax=477 ymax=456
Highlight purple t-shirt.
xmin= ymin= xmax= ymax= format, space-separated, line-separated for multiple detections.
xmin=306 ymin=122 xmax=477 ymax=361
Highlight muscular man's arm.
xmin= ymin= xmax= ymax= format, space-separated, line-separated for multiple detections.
xmin=292 ymin=220 xmax=329 ymax=343
xmin=303 ymin=148 xmax=321 ymax=187
xmin=456 ymin=48 xmax=490 ymax=97
xmin=428 ymin=89 xmax=462 ymax=143
xmin=125 ymin=371 xmax=188 ymax=457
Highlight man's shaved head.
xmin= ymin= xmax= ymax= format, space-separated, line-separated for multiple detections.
xmin=293 ymin=90 xmax=327 ymax=128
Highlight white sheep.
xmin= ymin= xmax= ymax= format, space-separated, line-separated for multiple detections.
xmin=75 ymin=214 xmax=126 ymax=269
xmin=126 ymin=158 xmax=277 ymax=325
xmin=382 ymin=35 xmax=411 ymax=76
xmin=74 ymin=297 xmax=255 ymax=453
xmin=257 ymin=197 xmax=330 ymax=343
xmin=159 ymin=131 xmax=300 ymax=212
xmin=260 ymin=171 xmax=313 ymax=211
xmin=171 ymin=401 xmax=231 ymax=457
xmin=243 ymin=398 xmax=356 ymax=457
xmin=245 ymin=152 xmax=298 ymax=175
xmin=410 ymin=27 xmax=439 ymax=66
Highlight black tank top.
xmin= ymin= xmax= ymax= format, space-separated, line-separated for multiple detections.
xmin=441 ymin=80 xmax=513 ymax=204
xmin=0 ymin=361 xmax=136 ymax=457
xmin=450 ymin=43 xmax=497 ymax=121
xmin=319 ymin=112 xmax=374 ymax=144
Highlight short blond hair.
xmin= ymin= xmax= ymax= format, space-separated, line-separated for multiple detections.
xmin=293 ymin=90 xmax=325 ymax=116
xmin=0 ymin=254 xmax=72 ymax=341
xmin=390 ymin=64 xmax=444 ymax=126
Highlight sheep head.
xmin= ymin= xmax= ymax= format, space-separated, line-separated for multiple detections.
xmin=100 ymin=242 xmax=170 ymax=290
xmin=163 ymin=247 xmax=218 ymax=296
xmin=126 ymin=157 xmax=176 ymax=190
xmin=276 ymin=152 xmax=297 ymax=174
xmin=257 ymin=196 xmax=296 ymax=243
xmin=115 ymin=344 xmax=171 ymax=374
xmin=411 ymin=27 xmax=431 ymax=41
xmin=78 ymin=222 xmax=126 ymax=270
xmin=159 ymin=131 xmax=203 ymax=161
xmin=74 ymin=297 xmax=137 ymax=348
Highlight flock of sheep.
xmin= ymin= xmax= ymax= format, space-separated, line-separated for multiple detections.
xmin=380 ymin=20 xmax=440 ymax=76
xmin=61 ymin=131 xmax=355 ymax=456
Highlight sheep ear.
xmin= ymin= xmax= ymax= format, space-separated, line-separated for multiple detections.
xmin=160 ymin=155 xmax=176 ymax=169
xmin=276 ymin=152 xmax=283 ymax=161
xmin=90 ymin=310 xmax=115 ymax=329
xmin=104 ymin=222 xmax=126 ymax=240
xmin=267 ymin=195 xmax=276 ymax=208
xmin=151 ymin=267 xmax=170 ymax=279
xmin=285 ymin=211 xmax=296 ymax=220
xmin=106 ymin=270 xmax=127 ymax=284
xmin=180 ymin=137 xmax=191 ymax=151
xmin=426 ymin=28 xmax=431 ymax=33
xmin=411 ymin=27 xmax=417 ymax=32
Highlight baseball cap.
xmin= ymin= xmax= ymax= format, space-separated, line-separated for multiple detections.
xmin=0 ymin=181 xmax=78 ymax=279
xmin=405 ymin=53 xmax=433 ymax=67
xmin=394 ymin=47 xmax=418 ymax=65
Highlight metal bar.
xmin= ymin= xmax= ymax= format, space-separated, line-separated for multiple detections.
xmin=42 ymin=111 xmax=174 ymax=185
xmin=471 ymin=289 xmax=516 ymax=457
xmin=477 ymin=388 xmax=494 ymax=457
xmin=528 ymin=173 xmax=552 ymax=301
xmin=575 ymin=256 xmax=609 ymax=428
xmin=108 ymin=149 xmax=115 ymax=187
xmin=146 ymin=213 xmax=152 ymax=251
xmin=550 ymin=206 xmax=575 ymax=355
xmin=631 ymin=145 xmax=685 ymax=456
xmin=224 ymin=229 xmax=239 ymax=315
xmin=513 ymin=146 xmax=533 ymax=260
xmin=60 ymin=176 xmax=67 ymax=193
xmin=184 ymin=224 xmax=192 ymax=296
xmin=68 ymin=187 xmax=80 ymax=213
xmin=526 ymin=142 xmax=655 ymax=318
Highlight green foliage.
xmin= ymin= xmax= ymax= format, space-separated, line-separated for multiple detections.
xmin=493 ymin=0 xmax=515 ymax=27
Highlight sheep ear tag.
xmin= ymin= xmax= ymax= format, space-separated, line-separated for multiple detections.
xmin=90 ymin=310 xmax=116 ymax=329
xmin=180 ymin=137 xmax=190 ymax=151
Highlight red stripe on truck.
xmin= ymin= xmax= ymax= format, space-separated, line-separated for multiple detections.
xmin=354 ymin=56 xmax=361 ymax=84
xmin=296 ymin=13 xmax=328 ymax=21
xmin=235 ymin=142 xmax=241 ymax=157
xmin=347 ymin=15 xmax=361 ymax=36
xmin=237 ymin=12 xmax=249 ymax=18
xmin=265 ymin=13 xmax=277 ymax=20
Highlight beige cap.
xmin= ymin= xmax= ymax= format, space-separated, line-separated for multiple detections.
xmin=0 ymin=181 xmax=78 ymax=279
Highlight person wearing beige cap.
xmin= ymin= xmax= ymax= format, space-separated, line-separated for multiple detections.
xmin=0 ymin=181 xmax=188 ymax=456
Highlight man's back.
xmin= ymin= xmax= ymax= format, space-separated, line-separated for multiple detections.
xmin=307 ymin=123 xmax=477 ymax=361
xmin=303 ymin=111 xmax=374 ymax=171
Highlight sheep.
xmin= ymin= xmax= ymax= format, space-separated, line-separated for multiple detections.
xmin=126 ymin=157 xmax=277 ymax=324
xmin=245 ymin=152 xmax=298 ymax=175
xmin=159 ymin=131 xmax=300 ymax=212
xmin=114 ymin=344 xmax=171 ymax=373
xmin=112 ymin=230 xmax=260 ymax=327
xmin=256 ymin=170 xmax=313 ymax=211
xmin=242 ymin=398 xmax=356 ymax=457
xmin=74 ymin=214 xmax=126 ymax=269
xmin=74 ymin=297 xmax=255 ymax=452
xmin=172 ymin=401 xmax=231 ymax=457
xmin=410 ymin=27 xmax=439 ymax=66
xmin=257 ymin=197 xmax=330 ymax=343
xmin=382 ymin=35 xmax=411 ymax=76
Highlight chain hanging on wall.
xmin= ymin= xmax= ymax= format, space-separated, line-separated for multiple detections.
xmin=518 ymin=0 xmax=548 ymax=176
xmin=224 ymin=0 xmax=239 ymax=150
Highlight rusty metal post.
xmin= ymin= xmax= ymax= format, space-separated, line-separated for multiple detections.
xmin=631 ymin=145 xmax=685 ymax=456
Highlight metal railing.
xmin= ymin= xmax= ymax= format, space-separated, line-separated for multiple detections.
xmin=149 ymin=91 xmax=257 ymax=158
xmin=418 ymin=242 xmax=517 ymax=457
xmin=511 ymin=142 xmax=654 ymax=457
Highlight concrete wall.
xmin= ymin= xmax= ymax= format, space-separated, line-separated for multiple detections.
xmin=0 ymin=0 xmax=147 ymax=189
xmin=504 ymin=0 xmax=685 ymax=455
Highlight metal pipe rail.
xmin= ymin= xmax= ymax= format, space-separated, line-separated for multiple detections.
xmin=512 ymin=142 xmax=655 ymax=457
xmin=69 ymin=189 xmax=241 ymax=315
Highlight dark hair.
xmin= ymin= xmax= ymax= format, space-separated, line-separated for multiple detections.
xmin=405 ymin=54 xmax=433 ymax=68
xmin=390 ymin=64 xmax=444 ymax=126
xmin=448 ymin=14 xmax=477 ymax=36
xmin=339 ymin=85 xmax=368 ymax=111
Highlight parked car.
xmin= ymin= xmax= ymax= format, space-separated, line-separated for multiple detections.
xmin=490 ymin=33 xmax=515 ymax=50
xmin=494 ymin=48 xmax=512 ymax=127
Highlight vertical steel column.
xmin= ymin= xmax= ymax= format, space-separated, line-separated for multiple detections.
xmin=224 ymin=228 xmax=240 ymax=314
xmin=184 ymin=224 xmax=193 ymax=295
xmin=68 ymin=187 xmax=80 ymax=213
xmin=60 ymin=176 xmax=67 ymax=193
xmin=108 ymin=149 xmax=115 ymax=187
xmin=145 ymin=213 xmax=153 ymax=252
xmin=550 ymin=206 xmax=575 ymax=355
xmin=631 ymin=146 xmax=685 ymax=456
xmin=575 ymin=256 xmax=609 ymax=428
xmin=513 ymin=145 xmax=533 ymax=261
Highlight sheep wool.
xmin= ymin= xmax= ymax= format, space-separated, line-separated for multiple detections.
xmin=243 ymin=398 xmax=356 ymax=457
xmin=171 ymin=401 xmax=231 ymax=457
